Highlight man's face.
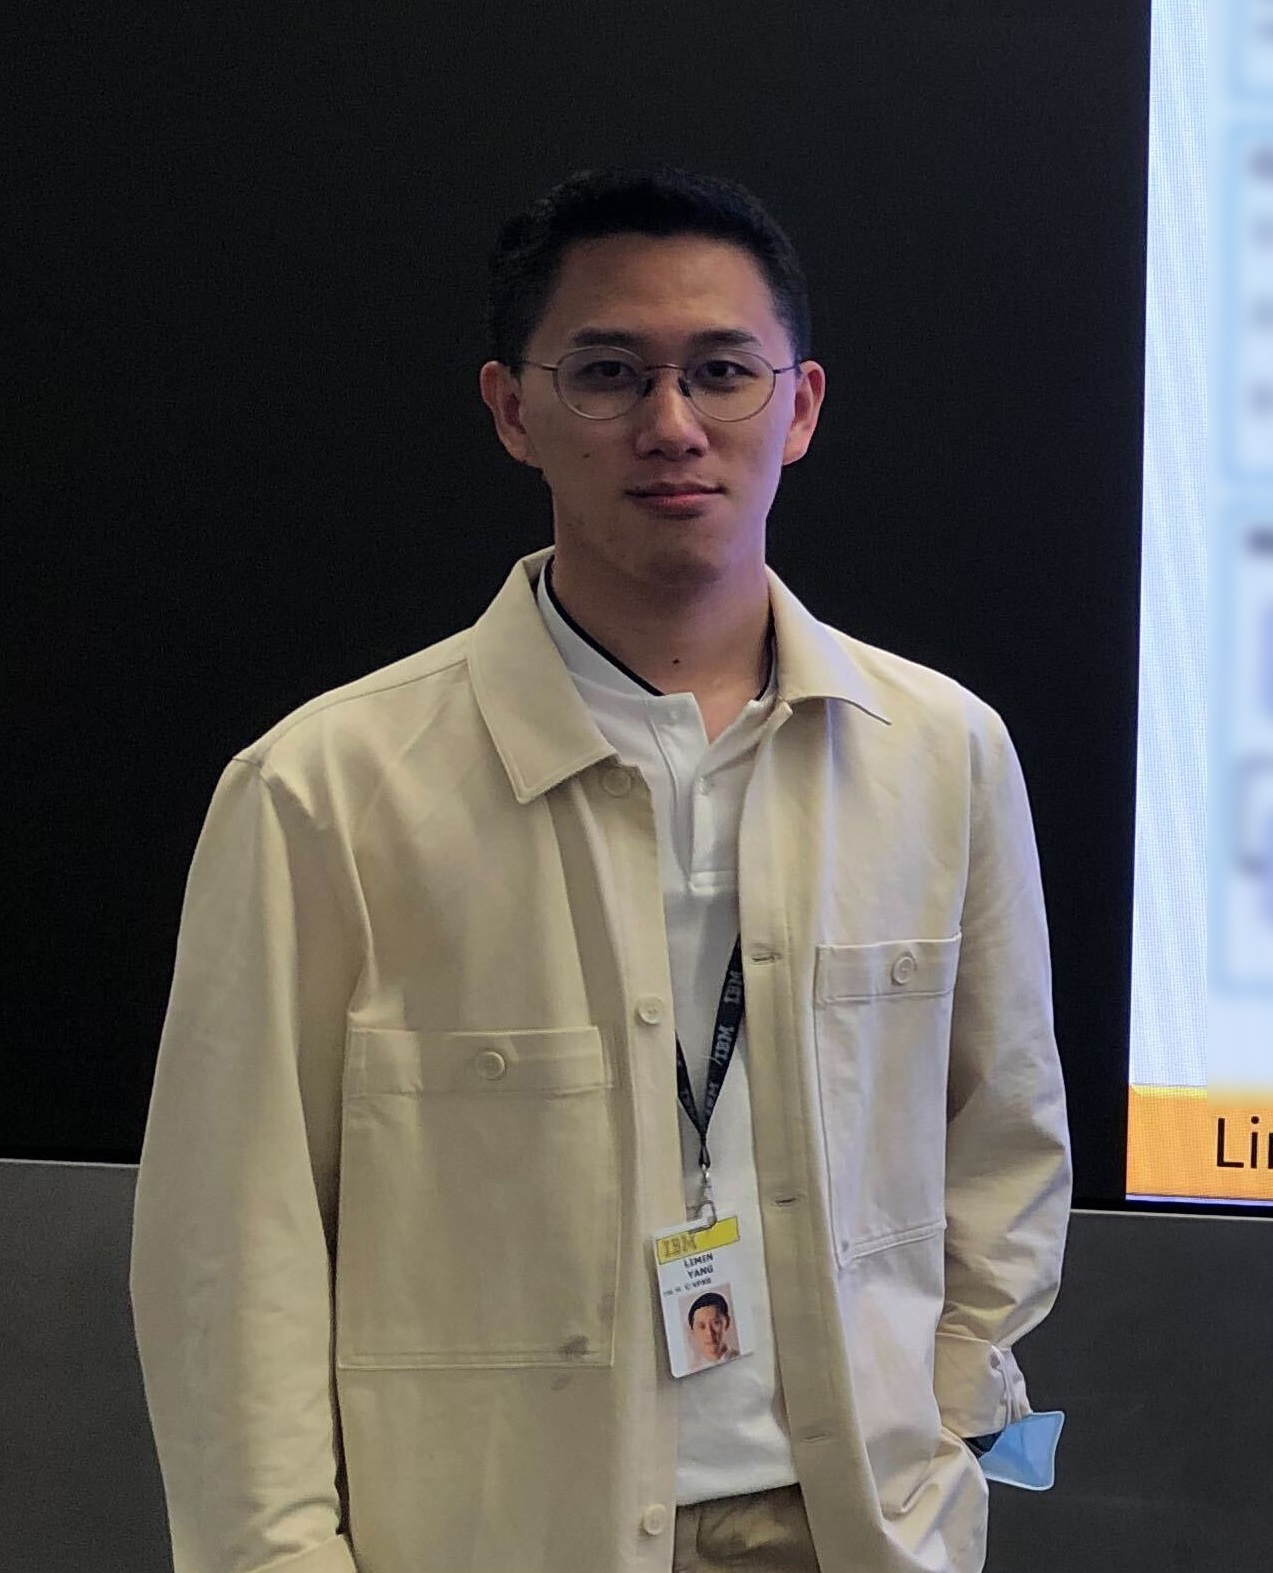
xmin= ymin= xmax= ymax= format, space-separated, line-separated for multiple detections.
xmin=690 ymin=1303 xmax=730 ymax=1362
xmin=480 ymin=233 xmax=825 ymax=595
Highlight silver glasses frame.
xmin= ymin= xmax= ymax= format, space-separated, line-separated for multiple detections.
xmin=519 ymin=345 xmax=805 ymax=422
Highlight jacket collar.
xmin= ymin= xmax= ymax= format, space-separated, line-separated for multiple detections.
xmin=765 ymin=565 xmax=891 ymax=721
xmin=468 ymin=548 xmax=890 ymax=804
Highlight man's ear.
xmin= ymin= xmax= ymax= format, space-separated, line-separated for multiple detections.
xmin=781 ymin=359 xmax=826 ymax=467
xmin=479 ymin=360 xmax=541 ymax=469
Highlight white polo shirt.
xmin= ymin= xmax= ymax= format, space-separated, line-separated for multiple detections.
xmin=536 ymin=563 xmax=799 ymax=1506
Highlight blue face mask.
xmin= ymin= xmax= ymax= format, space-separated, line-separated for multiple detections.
xmin=976 ymin=1411 xmax=1065 ymax=1491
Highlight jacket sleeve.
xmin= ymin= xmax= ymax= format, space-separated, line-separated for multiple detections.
xmin=934 ymin=707 xmax=1072 ymax=1439
xmin=131 ymin=758 xmax=362 ymax=1573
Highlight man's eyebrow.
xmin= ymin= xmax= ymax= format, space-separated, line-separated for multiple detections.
xmin=563 ymin=327 xmax=765 ymax=352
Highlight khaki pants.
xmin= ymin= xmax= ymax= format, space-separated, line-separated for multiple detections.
xmin=673 ymin=1484 xmax=821 ymax=1572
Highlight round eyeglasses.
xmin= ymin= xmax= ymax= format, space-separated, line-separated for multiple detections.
xmin=519 ymin=346 xmax=803 ymax=422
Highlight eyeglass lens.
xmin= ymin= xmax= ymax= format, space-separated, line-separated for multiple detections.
xmin=555 ymin=347 xmax=776 ymax=421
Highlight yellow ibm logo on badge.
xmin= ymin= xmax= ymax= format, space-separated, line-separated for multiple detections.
xmin=655 ymin=1215 xmax=741 ymax=1265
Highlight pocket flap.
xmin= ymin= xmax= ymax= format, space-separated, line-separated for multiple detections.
xmin=347 ymin=1026 xmax=610 ymax=1096
xmin=815 ymin=934 xmax=962 ymax=1003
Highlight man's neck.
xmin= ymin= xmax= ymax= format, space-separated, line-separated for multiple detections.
xmin=547 ymin=553 xmax=772 ymax=741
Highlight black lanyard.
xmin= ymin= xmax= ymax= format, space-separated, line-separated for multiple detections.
xmin=674 ymin=936 xmax=745 ymax=1194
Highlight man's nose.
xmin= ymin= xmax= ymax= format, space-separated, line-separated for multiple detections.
xmin=633 ymin=367 xmax=708 ymax=451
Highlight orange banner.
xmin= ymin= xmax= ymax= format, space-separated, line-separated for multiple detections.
xmin=1127 ymin=1087 xmax=1273 ymax=1201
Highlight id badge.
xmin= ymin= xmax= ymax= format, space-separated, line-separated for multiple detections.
xmin=652 ymin=1215 xmax=756 ymax=1378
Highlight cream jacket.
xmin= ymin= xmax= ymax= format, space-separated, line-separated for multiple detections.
xmin=131 ymin=548 xmax=1071 ymax=1573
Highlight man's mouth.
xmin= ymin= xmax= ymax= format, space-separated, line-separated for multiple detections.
xmin=627 ymin=485 xmax=723 ymax=509
xmin=627 ymin=484 xmax=722 ymax=497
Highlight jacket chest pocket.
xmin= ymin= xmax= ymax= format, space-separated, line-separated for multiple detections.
xmin=336 ymin=1026 xmax=619 ymax=1368
xmin=813 ymin=936 xmax=961 ymax=1269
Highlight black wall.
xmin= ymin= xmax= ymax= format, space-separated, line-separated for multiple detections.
xmin=6 ymin=1 xmax=1151 ymax=1199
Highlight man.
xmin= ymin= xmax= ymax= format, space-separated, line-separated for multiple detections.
xmin=131 ymin=167 xmax=1071 ymax=1573
xmin=686 ymin=1293 xmax=739 ymax=1369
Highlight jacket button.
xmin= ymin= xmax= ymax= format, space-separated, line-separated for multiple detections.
xmin=890 ymin=952 xmax=917 ymax=986
xmin=635 ymin=996 xmax=664 ymax=1026
xmin=475 ymin=1049 xmax=507 ymax=1080
xmin=602 ymin=767 xmax=632 ymax=797
xmin=640 ymin=1503 xmax=669 ymax=1536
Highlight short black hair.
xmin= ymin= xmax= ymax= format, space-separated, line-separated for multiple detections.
xmin=486 ymin=166 xmax=811 ymax=368
xmin=687 ymin=1291 xmax=731 ymax=1327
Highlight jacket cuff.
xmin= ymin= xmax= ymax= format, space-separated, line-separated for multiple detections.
xmin=934 ymin=1330 xmax=1031 ymax=1437
xmin=246 ymin=1536 xmax=358 ymax=1573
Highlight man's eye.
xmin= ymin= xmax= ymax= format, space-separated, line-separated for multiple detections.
xmin=696 ymin=359 xmax=755 ymax=386
xmin=575 ymin=359 xmax=638 ymax=384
